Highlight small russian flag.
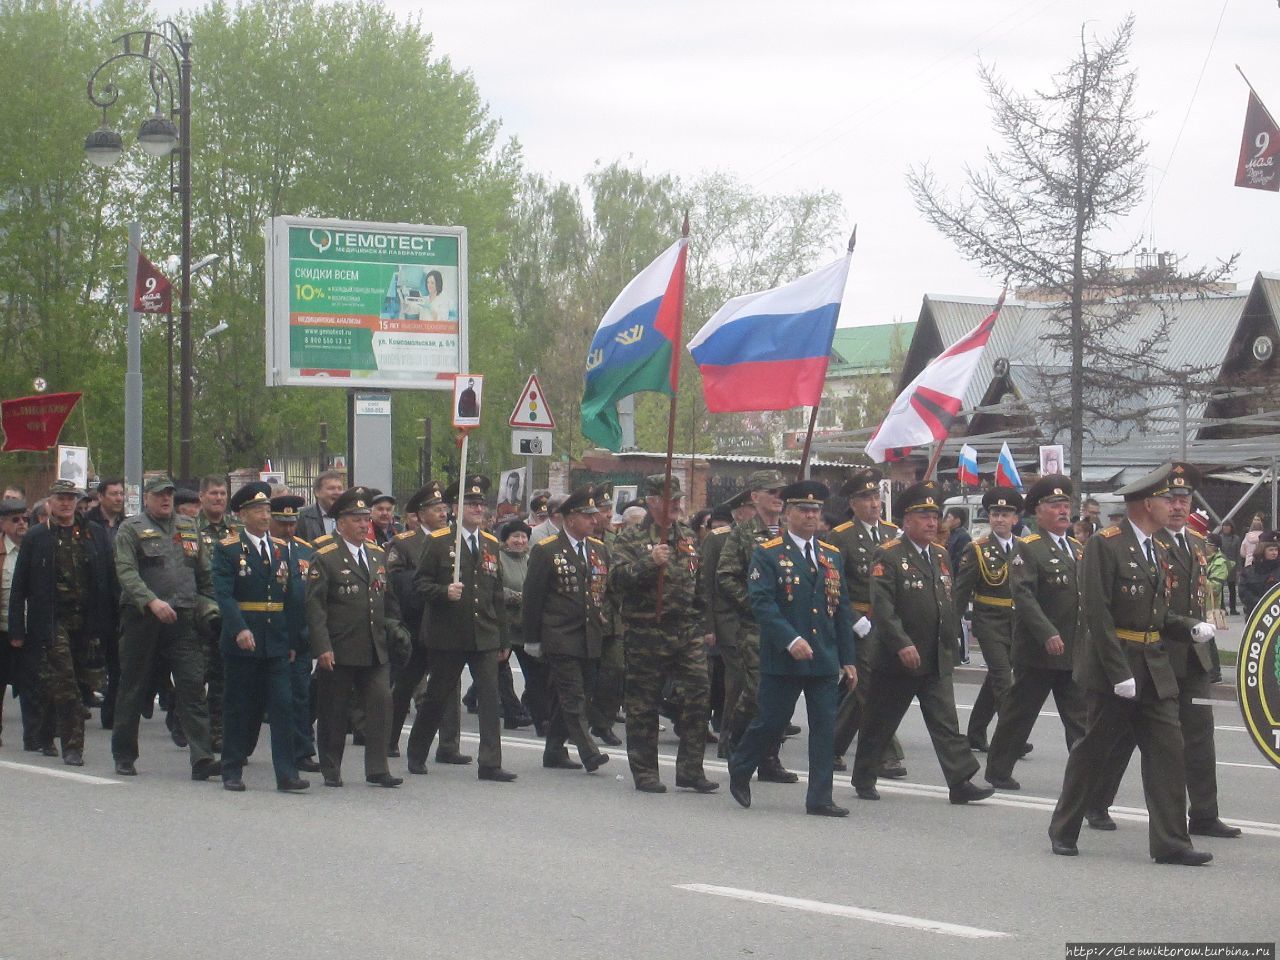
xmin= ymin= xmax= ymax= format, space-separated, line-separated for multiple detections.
xmin=995 ymin=442 xmax=1022 ymax=491
xmin=957 ymin=444 xmax=979 ymax=486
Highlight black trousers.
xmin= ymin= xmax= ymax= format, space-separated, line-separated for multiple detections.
xmin=388 ymin=643 xmax=463 ymax=755
xmin=407 ymin=649 xmax=502 ymax=770
xmin=852 ymin=671 xmax=978 ymax=790
xmin=512 ymin=645 xmax=551 ymax=728
xmin=985 ymin=666 xmax=1086 ymax=780
xmin=1050 ymin=689 xmax=1191 ymax=860
xmin=316 ymin=663 xmax=391 ymax=781
xmin=545 ymin=654 xmax=602 ymax=762
xmin=222 ymin=654 xmax=298 ymax=784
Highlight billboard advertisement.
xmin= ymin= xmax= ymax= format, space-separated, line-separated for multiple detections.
xmin=265 ymin=216 xmax=468 ymax=390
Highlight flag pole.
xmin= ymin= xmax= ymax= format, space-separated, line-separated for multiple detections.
xmin=1236 ymin=65 xmax=1280 ymax=130
xmin=656 ymin=212 xmax=691 ymax=618
xmin=923 ymin=439 xmax=947 ymax=482
xmin=796 ymin=226 xmax=857 ymax=481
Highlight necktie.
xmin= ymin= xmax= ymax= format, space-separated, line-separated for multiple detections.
xmin=469 ymin=533 xmax=478 ymax=557
xmin=1144 ymin=538 xmax=1156 ymax=571
xmin=260 ymin=539 xmax=271 ymax=567
xmin=1177 ymin=532 xmax=1189 ymax=561
xmin=804 ymin=541 xmax=817 ymax=574
xmin=1058 ymin=536 xmax=1072 ymax=560
xmin=920 ymin=546 xmax=932 ymax=574
xmin=577 ymin=541 xmax=587 ymax=566
xmin=870 ymin=525 xmax=880 ymax=544
xmin=357 ymin=548 xmax=369 ymax=576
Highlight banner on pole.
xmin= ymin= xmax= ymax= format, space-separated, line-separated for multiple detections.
xmin=1 ymin=392 xmax=82 ymax=452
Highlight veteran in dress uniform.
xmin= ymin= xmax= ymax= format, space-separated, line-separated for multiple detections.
xmin=585 ymin=483 xmax=625 ymax=748
xmin=267 ymin=494 xmax=321 ymax=773
xmin=1086 ymin=462 xmax=1240 ymax=840
xmin=522 ymin=486 xmax=611 ymax=773
xmin=983 ymin=475 xmax=1087 ymax=791
xmin=611 ymin=474 xmax=717 ymax=794
xmin=212 ymin=482 xmax=309 ymax=793
xmin=728 ymin=481 xmax=858 ymax=816
xmin=954 ymin=487 xmax=1023 ymax=753
xmin=1048 ymin=464 xmax=1217 ymax=864
xmin=305 ymin=487 xmax=401 ymax=788
xmin=851 ymin=481 xmax=992 ymax=804
xmin=406 ymin=475 xmax=516 ymax=782
xmin=828 ymin=468 xmax=904 ymax=776
xmin=111 ymin=476 xmax=220 ymax=780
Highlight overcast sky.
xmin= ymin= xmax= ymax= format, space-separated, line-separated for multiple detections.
xmin=163 ymin=0 xmax=1278 ymax=329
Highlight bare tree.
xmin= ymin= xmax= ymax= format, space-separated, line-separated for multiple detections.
xmin=908 ymin=16 xmax=1235 ymax=483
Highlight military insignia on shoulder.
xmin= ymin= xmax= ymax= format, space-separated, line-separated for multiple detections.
xmin=293 ymin=536 xmax=312 ymax=548
xmin=817 ymin=539 xmax=837 ymax=552
xmin=1100 ymin=526 xmax=1121 ymax=538
xmin=832 ymin=520 xmax=854 ymax=533
xmin=1187 ymin=529 xmax=1206 ymax=541
xmin=883 ymin=520 xmax=899 ymax=530
xmin=538 ymin=534 xmax=559 ymax=546
xmin=394 ymin=529 xmax=416 ymax=541
xmin=481 ymin=530 xmax=499 ymax=543
xmin=881 ymin=538 xmax=901 ymax=550
xmin=587 ymin=536 xmax=603 ymax=544
xmin=270 ymin=536 xmax=287 ymax=546
xmin=761 ymin=536 xmax=784 ymax=548
xmin=1021 ymin=533 xmax=1041 ymax=543
xmin=315 ymin=543 xmax=338 ymax=555
xmin=430 ymin=527 xmax=452 ymax=539
xmin=1068 ymin=536 xmax=1082 ymax=546
xmin=220 ymin=534 xmax=239 ymax=546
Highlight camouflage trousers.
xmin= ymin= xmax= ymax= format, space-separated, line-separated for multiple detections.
xmin=722 ymin=631 xmax=760 ymax=739
xmin=623 ymin=623 xmax=708 ymax=786
xmin=37 ymin=623 xmax=104 ymax=753
xmin=586 ymin=632 xmax=624 ymax=733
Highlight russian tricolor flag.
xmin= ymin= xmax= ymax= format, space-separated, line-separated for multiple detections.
xmin=957 ymin=444 xmax=979 ymax=486
xmin=995 ymin=442 xmax=1023 ymax=491
xmin=687 ymin=255 xmax=851 ymax=413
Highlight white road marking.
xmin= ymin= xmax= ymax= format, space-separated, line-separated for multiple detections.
xmin=675 ymin=883 xmax=1011 ymax=940
xmin=1218 ymin=761 xmax=1278 ymax=770
xmin=0 ymin=759 xmax=122 ymax=785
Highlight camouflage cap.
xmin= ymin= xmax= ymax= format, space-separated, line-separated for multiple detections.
xmin=144 ymin=476 xmax=177 ymax=495
xmin=642 ymin=474 xmax=683 ymax=498
xmin=48 ymin=478 xmax=82 ymax=498
xmin=746 ymin=469 xmax=786 ymax=491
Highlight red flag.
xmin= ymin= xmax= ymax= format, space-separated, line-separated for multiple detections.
xmin=133 ymin=252 xmax=173 ymax=313
xmin=1 ymin=392 xmax=82 ymax=452
xmin=1235 ymin=91 xmax=1280 ymax=192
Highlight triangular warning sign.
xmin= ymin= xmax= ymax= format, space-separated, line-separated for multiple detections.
xmin=509 ymin=373 xmax=556 ymax=429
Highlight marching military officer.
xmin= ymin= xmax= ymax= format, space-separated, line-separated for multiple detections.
xmin=984 ymin=475 xmax=1087 ymax=790
xmin=954 ymin=487 xmax=1023 ymax=753
xmin=212 ymin=482 xmax=309 ymax=793
xmin=716 ymin=469 xmax=796 ymax=782
xmin=586 ymin=483 xmax=625 ymax=748
xmin=384 ymin=482 xmax=469 ymax=764
xmin=407 ymin=475 xmax=516 ymax=782
xmin=828 ymin=468 xmax=904 ymax=776
xmin=851 ymin=481 xmax=992 ymax=804
xmin=1048 ymin=464 xmax=1216 ymax=864
xmin=1087 ymin=463 xmax=1240 ymax=839
xmin=305 ymin=487 xmax=401 ymax=788
xmin=8 ymin=479 xmax=117 ymax=766
xmin=111 ymin=476 xmax=221 ymax=781
xmin=728 ymin=481 xmax=858 ymax=816
xmin=522 ymin=486 xmax=611 ymax=773
xmin=196 ymin=476 xmax=237 ymax=752
xmin=267 ymin=494 xmax=321 ymax=773
xmin=611 ymin=474 xmax=717 ymax=794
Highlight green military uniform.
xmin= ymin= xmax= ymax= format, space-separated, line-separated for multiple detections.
xmin=851 ymin=481 xmax=989 ymax=803
xmin=586 ymin=484 xmax=625 ymax=746
xmin=407 ymin=475 xmax=513 ymax=780
xmin=1049 ymin=464 xmax=1209 ymax=863
xmin=111 ymin=476 xmax=219 ymax=776
xmin=305 ymin=487 xmax=396 ymax=787
xmin=611 ymin=475 xmax=713 ymax=792
xmin=985 ymin=476 xmax=1087 ymax=786
xmin=953 ymin=486 xmax=1021 ymax=750
xmin=270 ymin=495 xmax=319 ymax=769
xmin=197 ymin=510 xmax=238 ymax=746
xmin=700 ymin=521 xmax=738 ymax=758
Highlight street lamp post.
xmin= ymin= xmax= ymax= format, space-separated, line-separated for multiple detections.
xmin=85 ymin=22 xmax=194 ymax=482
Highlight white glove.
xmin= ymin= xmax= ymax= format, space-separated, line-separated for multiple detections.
xmin=524 ymin=642 xmax=542 ymax=658
xmin=853 ymin=616 xmax=872 ymax=639
xmin=1113 ymin=678 xmax=1137 ymax=699
xmin=1190 ymin=622 xmax=1215 ymax=644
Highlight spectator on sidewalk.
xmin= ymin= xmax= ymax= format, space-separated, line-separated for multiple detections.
xmin=1240 ymin=533 xmax=1280 ymax=616
xmin=1216 ymin=520 xmax=1242 ymax=615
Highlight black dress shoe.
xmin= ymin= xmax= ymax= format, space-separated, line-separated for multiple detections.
xmin=1086 ymin=810 xmax=1117 ymax=831
xmin=366 ymin=773 xmax=403 ymax=787
xmin=277 ymin=776 xmax=310 ymax=792
xmin=543 ymin=755 xmax=584 ymax=770
xmin=191 ymin=758 xmax=222 ymax=781
xmin=785 ymin=723 xmax=802 ymax=737
xmin=351 ymin=732 xmax=366 ymax=746
xmin=386 ymin=745 xmax=400 ymax=758
xmin=478 ymin=766 xmax=517 ymax=782
xmin=223 ymin=777 xmax=246 ymax=792
xmin=592 ymin=727 xmax=623 ymax=747
xmin=853 ymin=783 xmax=880 ymax=800
xmin=634 ymin=780 xmax=667 ymax=793
xmin=1154 ymin=848 xmax=1213 ymax=866
xmin=406 ymin=761 xmax=428 ymax=775
xmin=1050 ymin=834 xmax=1079 ymax=857
xmin=435 ymin=751 xmax=473 ymax=765
xmin=323 ymin=776 xmax=343 ymax=787
xmin=729 ymin=776 xmax=751 ymax=808
xmin=1020 ymin=742 xmax=1034 ymax=757
xmin=832 ymin=756 xmax=847 ymax=772
xmin=948 ymin=779 xmax=994 ymax=804
xmin=583 ymin=753 xmax=610 ymax=773
xmin=807 ymin=803 xmax=850 ymax=818
xmin=985 ymin=773 xmax=1020 ymax=790
xmin=114 ymin=760 xmax=137 ymax=776
xmin=968 ymin=736 xmax=989 ymax=753
xmin=878 ymin=760 xmax=908 ymax=779
xmin=63 ymin=749 xmax=84 ymax=767
xmin=1189 ymin=818 xmax=1242 ymax=839
xmin=41 ymin=745 xmax=59 ymax=757
xmin=297 ymin=757 xmax=321 ymax=773
xmin=675 ymin=776 xmax=719 ymax=793
xmin=170 ymin=727 xmax=188 ymax=749
xmin=757 ymin=762 xmax=799 ymax=784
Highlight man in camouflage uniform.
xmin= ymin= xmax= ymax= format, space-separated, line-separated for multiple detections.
xmin=586 ymin=483 xmax=625 ymax=747
xmin=112 ymin=476 xmax=221 ymax=780
xmin=8 ymin=479 xmax=117 ymax=766
xmin=196 ymin=474 xmax=237 ymax=750
xmin=715 ymin=469 xmax=795 ymax=782
xmin=611 ymin=474 xmax=717 ymax=794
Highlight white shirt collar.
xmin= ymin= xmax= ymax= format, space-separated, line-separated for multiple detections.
xmin=244 ymin=529 xmax=267 ymax=553
xmin=787 ymin=530 xmax=814 ymax=554
xmin=1128 ymin=520 xmax=1154 ymax=552
xmin=860 ymin=519 xmax=879 ymax=537
xmin=565 ymin=532 xmax=584 ymax=554
xmin=342 ymin=537 xmax=366 ymax=561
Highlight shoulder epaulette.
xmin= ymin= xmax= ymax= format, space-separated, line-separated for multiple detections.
xmin=587 ymin=536 xmax=603 ymax=544
xmin=293 ymin=536 xmax=312 ymax=548
xmin=219 ymin=533 xmax=239 ymax=546
xmin=881 ymin=537 xmax=902 ymax=549
xmin=430 ymin=527 xmax=452 ymax=539
xmin=270 ymin=536 xmax=286 ymax=546
xmin=1100 ymin=526 xmax=1121 ymax=538
xmin=394 ymin=529 xmax=416 ymax=541
xmin=316 ymin=543 xmax=338 ymax=555
xmin=1020 ymin=533 xmax=1041 ymax=543
xmin=366 ymin=542 xmax=384 ymax=555
xmin=974 ymin=536 xmax=991 ymax=547
xmin=1187 ymin=529 xmax=1207 ymax=541
xmin=882 ymin=520 xmax=899 ymax=530
xmin=709 ymin=527 xmax=730 ymax=537
xmin=817 ymin=539 xmax=837 ymax=552
xmin=761 ymin=536 xmax=784 ymax=548
xmin=538 ymin=534 xmax=559 ymax=546
xmin=1068 ymin=536 xmax=1082 ymax=546
xmin=832 ymin=520 xmax=854 ymax=533
xmin=481 ymin=530 xmax=499 ymax=543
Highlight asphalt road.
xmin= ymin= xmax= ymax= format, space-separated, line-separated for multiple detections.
xmin=1 ymin=673 xmax=1276 ymax=960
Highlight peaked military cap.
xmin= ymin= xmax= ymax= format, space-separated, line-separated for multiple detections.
xmin=1024 ymin=474 xmax=1073 ymax=512
xmin=144 ymin=475 xmax=177 ymax=494
xmin=48 ymin=478 xmax=83 ymax=497
xmin=230 ymin=481 xmax=272 ymax=512
xmin=642 ymin=474 xmax=682 ymax=497
xmin=174 ymin=487 xmax=200 ymax=507
xmin=1166 ymin=461 xmax=1200 ymax=496
xmin=981 ymin=486 xmax=1024 ymax=512
xmin=407 ymin=481 xmax=444 ymax=514
xmin=445 ymin=474 xmax=490 ymax=504
xmin=780 ymin=479 xmax=829 ymax=506
xmin=561 ymin=486 xmax=600 ymax=515
xmin=592 ymin=482 xmax=614 ymax=508
xmin=329 ymin=486 xmax=374 ymax=518
xmin=898 ymin=480 xmax=943 ymax=514
xmin=529 ymin=492 xmax=551 ymax=514
xmin=1116 ymin=463 xmax=1183 ymax=502
xmin=726 ymin=489 xmax=753 ymax=510
xmin=745 ymin=469 xmax=786 ymax=491
xmin=840 ymin=468 xmax=882 ymax=498
xmin=270 ymin=494 xmax=305 ymax=519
